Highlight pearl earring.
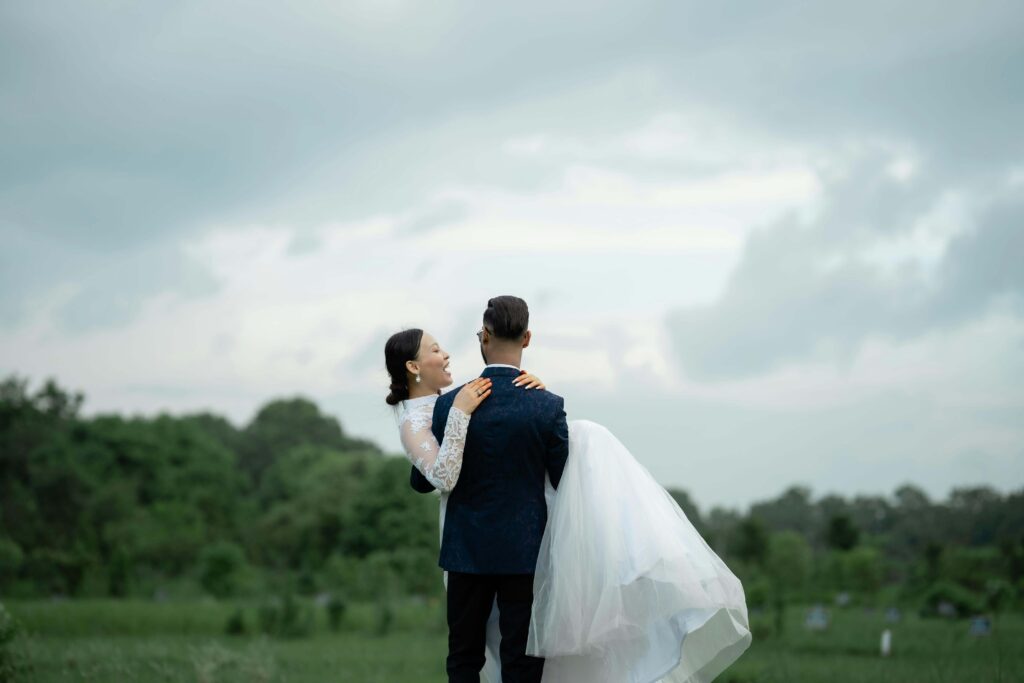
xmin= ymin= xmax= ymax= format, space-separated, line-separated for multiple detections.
xmin=415 ymin=374 xmax=421 ymax=383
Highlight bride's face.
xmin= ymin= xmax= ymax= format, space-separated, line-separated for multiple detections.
xmin=407 ymin=332 xmax=453 ymax=391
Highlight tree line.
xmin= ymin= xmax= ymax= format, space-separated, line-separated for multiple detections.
xmin=1 ymin=376 xmax=1021 ymax=619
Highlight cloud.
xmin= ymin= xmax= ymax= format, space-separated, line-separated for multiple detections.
xmin=931 ymin=196 xmax=1024 ymax=323
xmin=0 ymin=223 xmax=220 ymax=330
xmin=667 ymin=148 xmax=1024 ymax=380
xmin=5 ymin=0 xmax=1020 ymax=333
xmin=395 ymin=200 xmax=471 ymax=236
xmin=2 ymin=0 xmax=1022 ymax=506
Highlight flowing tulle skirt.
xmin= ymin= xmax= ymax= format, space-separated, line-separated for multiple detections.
xmin=457 ymin=419 xmax=750 ymax=683
xmin=528 ymin=419 xmax=751 ymax=683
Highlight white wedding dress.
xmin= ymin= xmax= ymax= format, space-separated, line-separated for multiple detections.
xmin=397 ymin=394 xmax=750 ymax=683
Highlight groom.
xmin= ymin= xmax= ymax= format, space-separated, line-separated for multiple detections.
xmin=410 ymin=295 xmax=569 ymax=683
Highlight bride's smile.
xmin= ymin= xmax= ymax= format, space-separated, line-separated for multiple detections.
xmin=403 ymin=331 xmax=455 ymax=397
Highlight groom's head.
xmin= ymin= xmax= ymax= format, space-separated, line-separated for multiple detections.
xmin=479 ymin=295 xmax=531 ymax=366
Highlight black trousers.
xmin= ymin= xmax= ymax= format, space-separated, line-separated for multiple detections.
xmin=446 ymin=571 xmax=544 ymax=683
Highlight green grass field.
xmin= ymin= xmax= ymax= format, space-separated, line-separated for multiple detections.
xmin=2 ymin=599 xmax=1022 ymax=682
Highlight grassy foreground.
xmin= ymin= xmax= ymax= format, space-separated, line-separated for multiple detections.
xmin=2 ymin=599 xmax=1023 ymax=682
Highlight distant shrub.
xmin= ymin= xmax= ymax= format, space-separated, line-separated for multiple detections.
xmin=326 ymin=595 xmax=347 ymax=632
xmin=0 ymin=540 xmax=22 ymax=587
xmin=326 ymin=549 xmax=438 ymax=601
xmin=322 ymin=554 xmax=358 ymax=593
xmin=0 ymin=602 xmax=22 ymax=682
xmin=258 ymin=594 xmax=313 ymax=639
xmin=198 ymin=542 xmax=247 ymax=598
xmin=983 ymin=579 xmax=1015 ymax=613
xmin=743 ymin=577 xmax=771 ymax=610
xmin=0 ymin=602 xmax=15 ymax=647
xmin=23 ymin=548 xmax=86 ymax=596
xmin=940 ymin=547 xmax=1003 ymax=591
xmin=747 ymin=609 xmax=774 ymax=640
xmin=224 ymin=608 xmax=247 ymax=636
xmin=297 ymin=568 xmax=317 ymax=596
xmin=257 ymin=601 xmax=278 ymax=635
xmin=920 ymin=580 xmax=983 ymax=618
xmin=107 ymin=547 xmax=132 ymax=597
xmin=355 ymin=553 xmax=400 ymax=601
xmin=383 ymin=548 xmax=443 ymax=597
xmin=843 ymin=547 xmax=884 ymax=601
xmin=374 ymin=598 xmax=395 ymax=637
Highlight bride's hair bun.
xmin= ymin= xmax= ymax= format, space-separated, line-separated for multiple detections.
xmin=384 ymin=328 xmax=424 ymax=406
xmin=386 ymin=382 xmax=407 ymax=406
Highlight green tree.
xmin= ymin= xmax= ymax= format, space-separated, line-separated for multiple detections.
xmin=253 ymin=444 xmax=376 ymax=569
xmin=345 ymin=457 xmax=438 ymax=558
xmin=5 ymin=372 xmax=1023 ymax=605
xmin=941 ymin=546 xmax=1003 ymax=592
xmin=0 ymin=539 xmax=23 ymax=589
xmin=766 ymin=531 xmax=812 ymax=595
xmin=887 ymin=484 xmax=943 ymax=563
xmin=240 ymin=398 xmax=378 ymax=485
xmin=732 ymin=517 xmax=769 ymax=567
xmin=199 ymin=541 xmax=248 ymax=598
xmin=844 ymin=546 xmax=883 ymax=601
xmin=826 ymin=514 xmax=860 ymax=551
xmin=750 ymin=485 xmax=815 ymax=536
xmin=847 ymin=495 xmax=893 ymax=536
xmin=765 ymin=530 xmax=812 ymax=634
xmin=948 ymin=486 xmax=1003 ymax=546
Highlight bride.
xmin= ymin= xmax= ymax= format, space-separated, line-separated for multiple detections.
xmin=385 ymin=325 xmax=750 ymax=683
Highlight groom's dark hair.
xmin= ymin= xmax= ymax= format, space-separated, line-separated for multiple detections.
xmin=483 ymin=296 xmax=529 ymax=340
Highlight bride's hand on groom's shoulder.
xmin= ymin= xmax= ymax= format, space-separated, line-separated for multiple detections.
xmin=513 ymin=371 xmax=545 ymax=391
xmin=453 ymin=378 xmax=493 ymax=414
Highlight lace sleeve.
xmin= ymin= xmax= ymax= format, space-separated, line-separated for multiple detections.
xmin=399 ymin=403 xmax=471 ymax=492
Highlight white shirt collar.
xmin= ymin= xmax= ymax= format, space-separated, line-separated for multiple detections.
xmin=485 ymin=363 xmax=521 ymax=371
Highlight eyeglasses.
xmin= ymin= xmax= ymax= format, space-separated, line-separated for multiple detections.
xmin=476 ymin=326 xmax=492 ymax=342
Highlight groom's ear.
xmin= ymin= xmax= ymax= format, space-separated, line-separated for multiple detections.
xmin=522 ymin=330 xmax=531 ymax=348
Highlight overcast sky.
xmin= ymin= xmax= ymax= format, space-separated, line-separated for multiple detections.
xmin=2 ymin=1 xmax=1022 ymax=510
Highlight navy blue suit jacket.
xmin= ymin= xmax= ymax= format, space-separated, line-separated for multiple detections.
xmin=410 ymin=365 xmax=569 ymax=574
